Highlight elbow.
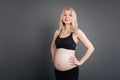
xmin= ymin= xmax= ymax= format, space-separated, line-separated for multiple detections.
xmin=51 ymin=43 xmax=54 ymax=48
xmin=87 ymin=45 xmax=95 ymax=53
xmin=92 ymin=47 xmax=95 ymax=52
xmin=91 ymin=45 xmax=95 ymax=52
xmin=51 ymin=44 xmax=56 ymax=50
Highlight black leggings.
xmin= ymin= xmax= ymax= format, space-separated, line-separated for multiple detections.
xmin=54 ymin=66 xmax=79 ymax=80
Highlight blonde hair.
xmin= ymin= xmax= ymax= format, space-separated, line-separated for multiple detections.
xmin=58 ymin=7 xmax=78 ymax=32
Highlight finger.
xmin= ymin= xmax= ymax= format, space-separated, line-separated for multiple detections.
xmin=69 ymin=57 xmax=72 ymax=60
xmin=69 ymin=60 xmax=75 ymax=65
xmin=69 ymin=59 xmax=74 ymax=63
xmin=69 ymin=60 xmax=76 ymax=65
xmin=69 ymin=57 xmax=74 ymax=61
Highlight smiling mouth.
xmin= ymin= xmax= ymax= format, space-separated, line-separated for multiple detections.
xmin=65 ymin=19 xmax=70 ymax=21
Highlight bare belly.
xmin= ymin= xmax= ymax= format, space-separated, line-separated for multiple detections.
xmin=54 ymin=48 xmax=77 ymax=71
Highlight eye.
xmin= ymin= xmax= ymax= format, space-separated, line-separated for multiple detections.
xmin=63 ymin=14 xmax=67 ymax=16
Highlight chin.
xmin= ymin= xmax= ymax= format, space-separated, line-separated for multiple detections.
xmin=65 ymin=22 xmax=72 ymax=24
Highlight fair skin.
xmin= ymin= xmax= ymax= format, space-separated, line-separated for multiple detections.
xmin=51 ymin=10 xmax=94 ymax=67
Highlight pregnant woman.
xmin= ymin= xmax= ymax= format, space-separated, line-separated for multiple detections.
xmin=51 ymin=7 xmax=95 ymax=80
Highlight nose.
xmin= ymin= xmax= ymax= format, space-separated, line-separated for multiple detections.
xmin=66 ymin=15 xmax=69 ymax=19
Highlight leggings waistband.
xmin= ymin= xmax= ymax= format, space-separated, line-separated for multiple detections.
xmin=55 ymin=66 xmax=79 ymax=72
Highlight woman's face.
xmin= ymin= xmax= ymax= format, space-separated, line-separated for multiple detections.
xmin=62 ymin=10 xmax=72 ymax=25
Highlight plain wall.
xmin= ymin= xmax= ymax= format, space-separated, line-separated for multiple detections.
xmin=0 ymin=0 xmax=120 ymax=80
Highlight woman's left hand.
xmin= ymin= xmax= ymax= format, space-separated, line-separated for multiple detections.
xmin=69 ymin=56 xmax=81 ymax=66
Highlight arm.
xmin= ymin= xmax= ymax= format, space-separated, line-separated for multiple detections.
xmin=76 ymin=29 xmax=95 ymax=65
xmin=50 ymin=30 xmax=59 ymax=62
xmin=69 ymin=29 xmax=95 ymax=66
xmin=76 ymin=29 xmax=94 ymax=65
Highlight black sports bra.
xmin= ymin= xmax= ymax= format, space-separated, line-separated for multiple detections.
xmin=55 ymin=32 xmax=77 ymax=50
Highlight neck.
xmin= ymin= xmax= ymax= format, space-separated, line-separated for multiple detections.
xmin=63 ymin=24 xmax=71 ymax=32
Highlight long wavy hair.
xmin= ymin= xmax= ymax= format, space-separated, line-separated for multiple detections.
xmin=58 ymin=7 xmax=78 ymax=32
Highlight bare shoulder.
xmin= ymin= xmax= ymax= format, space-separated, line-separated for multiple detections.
xmin=54 ymin=29 xmax=60 ymax=37
xmin=73 ymin=28 xmax=85 ymax=36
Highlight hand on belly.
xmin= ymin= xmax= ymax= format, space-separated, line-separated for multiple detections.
xmin=68 ymin=56 xmax=80 ymax=66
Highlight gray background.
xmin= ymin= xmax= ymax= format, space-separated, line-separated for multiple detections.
xmin=0 ymin=0 xmax=120 ymax=80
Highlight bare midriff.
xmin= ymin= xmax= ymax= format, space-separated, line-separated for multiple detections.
xmin=54 ymin=48 xmax=78 ymax=71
